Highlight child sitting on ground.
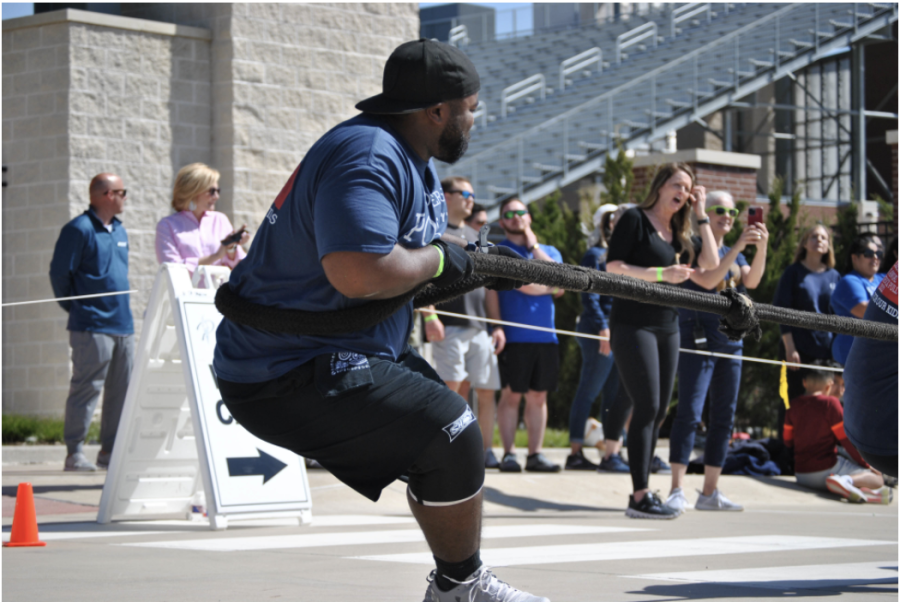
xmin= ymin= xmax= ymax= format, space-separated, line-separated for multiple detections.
xmin=785 ymin=361 xmax=892 ymax=504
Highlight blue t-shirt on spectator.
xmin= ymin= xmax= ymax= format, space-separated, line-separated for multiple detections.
xmin=496 ymin=240 xmax=563 ymax=344
xmin=843 ymin=262 xmax=898 ymax=457
xmin=679 ymin=245 xmax=748 ymax=349
xmin=578 ymin=246 xmax=612 ymax=333
xmin=830 ymin=270 xmax=885 ymax=365
xmin=213 ymin=114 xmax=447 ymax=383
xmin=772 ymin=262 xmax=840 ymax=359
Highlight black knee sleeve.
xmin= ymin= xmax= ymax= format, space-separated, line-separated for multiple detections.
xmin=407 ymin=408 xmax=485 ymax=506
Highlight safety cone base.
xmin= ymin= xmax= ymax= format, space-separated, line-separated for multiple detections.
xmin=4 ymin=540 xmax=46 ymax=547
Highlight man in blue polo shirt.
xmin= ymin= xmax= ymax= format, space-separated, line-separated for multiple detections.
xmin=49 ymin=173 xmax=134 ymax=472
xmin=493 ymin=197 xmax=565 ymax=473
xmin=213 ymin=40 xmax=548 ymax=602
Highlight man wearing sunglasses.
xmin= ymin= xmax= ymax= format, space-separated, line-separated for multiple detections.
xmin=493 ymin=198 xmax=565 ymax=474
xmin=49 ymin=173 xmax=134 ymax=472
xmin=423 ymin=177 xmax=506 ymax=471
xmin=213 ymin=39 xmax=548 ymax=602
xmin=830 ymin=234 xmax=885 ymax=365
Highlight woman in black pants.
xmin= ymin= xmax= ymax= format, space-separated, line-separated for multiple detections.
xmin=606 ymin=163 xmax=718 ymax=519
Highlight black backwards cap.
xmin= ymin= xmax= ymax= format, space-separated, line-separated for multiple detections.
xmin=356 ymin=39 xmax=480 ymax=115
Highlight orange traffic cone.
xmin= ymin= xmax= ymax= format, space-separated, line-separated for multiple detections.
xmin=4 ymin=482 xmax=46 ymax=547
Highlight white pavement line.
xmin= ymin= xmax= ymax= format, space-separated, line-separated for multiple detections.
xmin=310 ymin=515 xmax=417 ymax=527
xmin=3 ymin=530 xmax=168 ymax=542
xmin=626 ymin=560 xmax=899 ymax=590
xmin=119 ymin=524 xmax=649 ymax=552
xmin=351 ymin=535 xmax=894 ymax=567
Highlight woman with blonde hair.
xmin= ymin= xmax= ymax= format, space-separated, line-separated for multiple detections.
xmin=606 ymin=163 xmax=718 ymax=518
xmin=155 ymin=163 xmax=249 ymax=274
xmin=773 ymin=223 xmax=841 ymax=430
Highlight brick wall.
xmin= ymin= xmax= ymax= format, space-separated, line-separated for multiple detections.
xmin=631 ymin=149 xmax=761 ymax=204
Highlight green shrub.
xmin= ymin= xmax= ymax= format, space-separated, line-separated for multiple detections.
xmin=491 ymin=426 xmax=569 ymax=448
xmin=2 ymin=414 xmax=100 ymax=445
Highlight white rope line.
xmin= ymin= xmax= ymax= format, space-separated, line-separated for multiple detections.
xmin=1 ymin=289 xmax=138 ymax=308
xmin=420 ymin=308 xmax=846 ymax=373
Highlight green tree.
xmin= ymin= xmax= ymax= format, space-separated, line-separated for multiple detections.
xmin=832 ymin=201 xmax=859 ymax=275
xmin=528 ymin=192 xmax=586 ymax=429
xmin=600 ymin=145 xmax=636 ymax=207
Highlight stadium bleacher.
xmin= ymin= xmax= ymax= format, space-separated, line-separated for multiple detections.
xmin=437 ymin=3 xmax=898 ymax=208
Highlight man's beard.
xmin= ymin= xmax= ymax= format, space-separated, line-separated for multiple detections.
xmin=435 ymin=117 xmax=469 ymax=164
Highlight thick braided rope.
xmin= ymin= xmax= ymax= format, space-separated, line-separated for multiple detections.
xmin=215 ymin=252 xmax=898 ymax=342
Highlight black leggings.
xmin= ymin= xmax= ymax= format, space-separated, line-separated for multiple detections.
xmin=610 ymin=323 xmax=680 ymax=492
xmin=601 ymin=382 xmax=633 ymax=442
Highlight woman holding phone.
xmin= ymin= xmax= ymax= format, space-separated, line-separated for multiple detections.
xmin=665 ymin=191 xmax=768 ymax=514
xmin=156 ymin=162 xmax=249 ymax=274
xmin=606 ymin=163 xmax=718 ymax=519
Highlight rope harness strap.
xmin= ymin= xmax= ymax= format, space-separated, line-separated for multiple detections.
xmin=215 ymin=252 xmax=898 ymax=343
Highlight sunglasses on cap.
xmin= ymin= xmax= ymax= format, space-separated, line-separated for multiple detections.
xmin=859 ymin=249 xmax=884 ymax=259
xmin=706 ymin=206 xmax=739 ymax=218
xmin=502 ymin=209 xmax=528 ymax=219
xmin=448 ymin=189 xmax=475 ymax=201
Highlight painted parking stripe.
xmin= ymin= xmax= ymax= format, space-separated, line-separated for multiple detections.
xmin=352 ymin=535 xmax=894 ymax=567
xmin=627 ymin=560 xmax=898 ymax=589
xmin=121 ymin=524 xmax=649 ymax=552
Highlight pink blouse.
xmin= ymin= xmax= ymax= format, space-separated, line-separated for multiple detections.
xmin=155 ymin=210 xmax=246 ymax=274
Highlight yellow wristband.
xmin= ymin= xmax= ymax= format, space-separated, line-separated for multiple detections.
xmin=424 ymin=314 xmax=438 ymax=323
xmin=656 ymin=267 xmax=664 ymax=282
xmin=431 ymin=244 xmax=445 ymax=279
xmin=551 ymin=287 xmax=559 ymax=295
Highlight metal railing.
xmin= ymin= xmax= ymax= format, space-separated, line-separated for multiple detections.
xmin=472 ymin=101 xmax=487 ymax=130
xmin=449 ymin=24 xmax=469 ymax=47
xmin=501 ymin=74 xmax=547 ymax=119
xmin=447 ymin=3 xmax=898 ymax=205
xmin=671 ymin=3 xmax=712 ymax=38
xmin=616 ymin=21 xmax=658 ymax=64
xmin=559 ymin=47 xmax=602 ymax=91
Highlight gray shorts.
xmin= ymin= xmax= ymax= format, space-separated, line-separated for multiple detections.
xmin=432 ymin=326 xmax=500 ymax=390
xmin=795 ymin=455 xmax=868 ymax=491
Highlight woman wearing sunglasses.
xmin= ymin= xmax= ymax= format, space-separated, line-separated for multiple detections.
xmin=155 ymin=162 xmax=249 ymax=276
xmin=665 ymin=191 xmax=768 ymax=514
xmin=830 ymin=234 xmax=885 ymax=366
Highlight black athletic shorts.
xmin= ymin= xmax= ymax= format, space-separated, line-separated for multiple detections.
xmin=498 ymin=342 xmax=560 ymax=393
xmin=217 ymin=346 xmax=481 ymax=503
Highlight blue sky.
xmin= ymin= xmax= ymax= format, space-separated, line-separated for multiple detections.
xmin=2 ymin=3 xmax=33 ymax=20
xmin=3 ymin=2 xmax=534 ymax=32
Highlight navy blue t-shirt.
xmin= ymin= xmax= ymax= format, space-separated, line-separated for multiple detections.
xmin=496 ymin=240 xmax=563 ymax=344
xmin=772 ymin=262 xmax=840 ymax=359
xmin=843 ymin=262 xmax=898 ymax=457
xmin=679 ymin=245 xmax=748 ymax=349
xmin=214 ymin=115 xmax=447 ymax=383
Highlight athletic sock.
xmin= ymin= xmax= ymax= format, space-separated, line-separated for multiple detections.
xmin=433 ymin=551 xmax=482 ymax=592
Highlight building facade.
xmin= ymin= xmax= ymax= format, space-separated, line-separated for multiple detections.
xmin=2 ymin=4 xmax=418 ymax=416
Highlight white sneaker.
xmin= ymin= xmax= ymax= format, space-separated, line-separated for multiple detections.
xmin=665 ymin=487 xmax=690 ymax=514
xmin=695 ymin=489 xmax=743 ymax=511
xmin=64 ymin=452 xmax=98 ymax=472
xmin=825 ymin=474 xmax=867 ymax=503
xmin=423 ymin=566 xmax=550 ymax=602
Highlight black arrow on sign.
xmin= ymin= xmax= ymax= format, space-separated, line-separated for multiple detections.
xmin=226 ymin=449 xmax=287 ymax=484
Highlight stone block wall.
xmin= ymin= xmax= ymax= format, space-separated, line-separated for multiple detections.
xmin=2 ymin=10 xmax=211 ymax=416
xmin=2 ymin=4 xmax=419 ymax=418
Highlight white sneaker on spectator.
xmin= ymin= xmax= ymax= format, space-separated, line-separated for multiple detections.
xmin=665 ymin=487 xmax=690 ymax=514
xmin=64 ymin=452 xmax=98 ymax=472
xmin=695 ymin=489 xmax=743 ymax=511
xmin=826 ymin=474 xmax=867 ymax=503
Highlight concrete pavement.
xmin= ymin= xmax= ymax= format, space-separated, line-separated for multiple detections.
xmin=3 ymin=444 xmax=897 ymax=601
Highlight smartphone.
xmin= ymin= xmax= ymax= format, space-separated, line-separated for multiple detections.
xmin=747 ymin=207 xmax=763 ymax=227
xmin=221 ymin=226 xmax=247 ymax=246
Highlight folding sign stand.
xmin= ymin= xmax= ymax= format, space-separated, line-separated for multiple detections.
xmin=97 ymin=264 xmax=312 ymax=530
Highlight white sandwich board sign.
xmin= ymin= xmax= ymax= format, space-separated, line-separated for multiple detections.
xmin=98 ymin=264 xmax=312 ymax=530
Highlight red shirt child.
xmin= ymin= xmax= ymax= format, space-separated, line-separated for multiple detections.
xmin=785 ymin=393 xmax=868 ymax=474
